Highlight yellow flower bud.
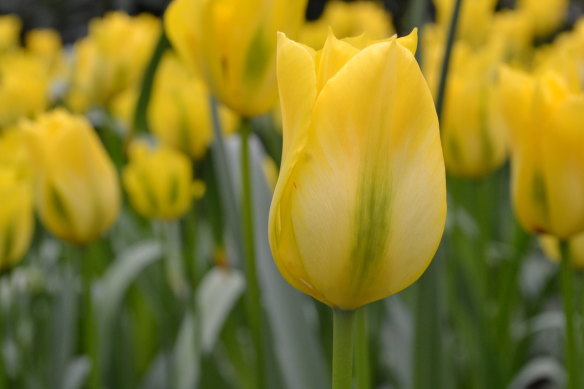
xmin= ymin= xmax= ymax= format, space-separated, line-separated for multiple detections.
xmin=517 ymin=0 xmax=568 ymax=38
xmin=269 ymin=31 xmax=446 ymax=309
xmin=23 ymin=109 xmax=120 ymax=245
xmin=25 ymin=29 xmax=64 ymax=76
xmin=540 ymin=233 xmax=584 ymax=269
xmin=164 ymin=0 xmax=308 ymax=117
xmin=433 ymin=0 xmax=496 ymax=46
xmin=0 ymin=52 xmax=50 ymax=128
xmin=123 ymin=141 xmax=196 ymax=220
xmin=299 ymin=1 xmax=395 ymax=50
xmin=0 ymin=15 xmax=21 ymax=54
xmin=0 ymin=131 xmax=33 ymax=270
xmin=148 ymin=53 xmax=238 ymax=159
xmin=441 ymin=43 xmax=508 ymax=178
xmin=66 ymin=12 xmax=160 ymax=113
xmin=499 ymin=67 xmax=584 ymax=239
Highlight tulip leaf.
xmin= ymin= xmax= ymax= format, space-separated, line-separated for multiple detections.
xmin=508 ymin=357 xmax=565 ymax=389
xmin=196 ymin=267 xmax=245 ymax=353
xmin=224 ymin=135 xmax=329 ymax=389
xmin=172 ymin=311 xmax=199 ymax=389
xmin=62 ymin=357 xmax=91 ymax=389
xmin=94 ymin=241 xmax=162 ymax=374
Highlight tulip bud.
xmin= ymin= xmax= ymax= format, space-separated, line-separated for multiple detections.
xmin=0 ymin=52 xmax=50 ymax=128
xmin=164 ymin=0 xmax=308 ymax=117
xmin=269 ymin=31 xmax=446 ymax=309
xmin=540 ymin=233 xmax=584 ymax=269
xmin=441 ymin=43 xmax=508 ymax=178
xmin=499 ymin=67 xmax=584 ymax=239
xmin=123 ymin=140 xmax=199 ymax=220
xmin=299 ymin=1 xmax=395 ymax=50
xmin=0 ymin=131 xmax=33 ymax=270
xmin=0 ymin=15 xmax=21 ymax=54
xmin=148 ymin=53 xmax=238 ymax=159
xmin=66 ymin=12 xmax=160 ymax=113
xmin=24 ymin=109 xmax=120 ymax=245
xmin=517 ymin=0 xmax=568 ymax=38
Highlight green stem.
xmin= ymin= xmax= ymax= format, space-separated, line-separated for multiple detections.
xmin=435 ymin=0 xmax=463 ymax=120
xmin=80 ymin=245 xmax=100 ymax=389
xmin=333 ymin=308 xmax=357 ymax=389
xmin=133 ymin=31 xmax=169 ymax=134
xmin=355 ymin=308 xmax=370 ymax=389
xmin=560 ymin=240 xmax=578 ymax=389
xmin=240 ymin=120 xmax=264 ymax=389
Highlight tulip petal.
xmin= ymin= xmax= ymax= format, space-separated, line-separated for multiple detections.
xmin=276 ymin=32 xmax=317 ymax=166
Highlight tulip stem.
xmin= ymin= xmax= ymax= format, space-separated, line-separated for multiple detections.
xmin=79 ymin=244 xmax=101 ymax=389
xmin=435 ymin=0 xmax=463 ymax=120
xmin=240 ymin=120 xmax=265 ymax=389
xmin=332 ymin=308 xmax=357 ymax=389
xmin=560 ymin=240 xmax=579 ymax=389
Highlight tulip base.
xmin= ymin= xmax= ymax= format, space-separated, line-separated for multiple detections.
xmin=332 ymin=308 xmax=357 ymax=389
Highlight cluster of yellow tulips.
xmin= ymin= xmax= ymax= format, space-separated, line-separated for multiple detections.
xmin=1 ymin=0 xmax=584 ymax=387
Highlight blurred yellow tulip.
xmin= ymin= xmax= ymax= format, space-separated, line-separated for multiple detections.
xmin=164 ymin=0 xmax=308 ymax=117
xmin=123 ymin=140 xmax=200 ymax=220
xmin=433 ymin=0 xmax=496 ymax=46
xmin=23 ymin=109 xmax=120 ymax=245
xmin=540 ymin=233 xmax=584 ymax=269
xmin=0 ymin=52 xmax=50 ymax=128
xmin=269 ymin=31 xmax=446 ymax=309
xmin=517 ymin=0 xmax=568 ymax=37
xmin=299 ymin=1 xmax=394 ymax=49
xmin=66 ymin=12 xmax=160 ymax=113
xmin=499 ymin=67 xmax=584 ymax=239
xmin=0 ymin=129 xmax=33 ymax=270
xmin=0 ymin=15 xmax=21 ymax=54
xmin=148 ymin=53 xmax=238 ymax=159
xmin=25 ymin=29 xmax=65 ymax=76
xmin=0 ymin=168 xmax=33 ymax=271
xmin=441 ymin=43 xmax=508 ymax=177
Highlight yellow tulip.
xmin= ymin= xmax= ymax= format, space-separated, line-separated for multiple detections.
xmin=517 ymin=0 xmax=568 ymax=37
xmin=433 ymin=0 xmax=496 ymax=46
xmin=25 ymin=29 xmax=65 ymax=76
xmin=0 ymin=130 xmax=33 ymax=270
xmin=441 ymin=42 xmax=508 ymax=178
xmin=268 ymin=31 xmax=446 ymax=309
xmin=66 ymin=12 xmax=160 ymax=113
xmin=540 ymin=233 xmax=584 ymax=269
xmin=164 ymin=0 xmax=308 ymax=117
xmin=0 ymin=15 xmax=21 ymax=54
xmin=0 ymin=52 xmax=50 ymax=128
xmin=299 ymin=1 xmax=395 ymax=50
xmin=23 ymin=109 xmax=120 ymax=245
xmin=499 ymin=67 xmax=584 ymax=239
xmin=148 ymin=53 xmax=238 ymax=159
xmin=123 ymin=140 xmax=199 ymax=220
xmin=0 ymin=168 xmax=33 ymax=270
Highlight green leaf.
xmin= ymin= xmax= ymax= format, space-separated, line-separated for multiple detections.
xmin=197 ymin=267 xmax=245 ymax=353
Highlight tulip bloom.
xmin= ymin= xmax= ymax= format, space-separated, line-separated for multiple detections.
xmin=148 ymin=53 xmax=238 ymax=159
xmin=499 ymin=67 xmax=584 ymax=239
xmin=123 ymin=141 xmax=202 ymax=220
xmin=269 ymin=31 xmax=446 ymax=310
xmin=164 ymin=0 xmax=307 ymax=117
xmin=0 ymin=130 xmax=33 ymax=270
xmin=299 ymin=0 xmax=394 ymax=50
xmin=441 ymin=42 xmax=508 ymax=178
xmin=24 ymin=109 xmax=120 ymax=244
